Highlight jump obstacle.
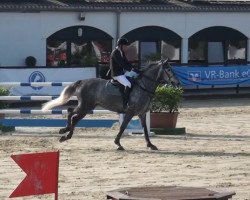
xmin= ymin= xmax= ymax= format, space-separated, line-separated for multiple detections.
xmin=0 ymin=82 xmax=150 ymax=133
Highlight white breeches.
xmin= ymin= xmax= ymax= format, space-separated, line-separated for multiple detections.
xmin=113 ymin=75 xmax=131 ymax=88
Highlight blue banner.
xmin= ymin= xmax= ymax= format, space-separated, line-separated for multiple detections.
xmin=173 ymin=65 xmax=250 ymax=86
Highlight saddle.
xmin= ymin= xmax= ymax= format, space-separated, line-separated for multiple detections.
xmin=110 ymin=79 xmax=124 ymax=89
xmin=105 ymin=77 xmax=135 ymax=96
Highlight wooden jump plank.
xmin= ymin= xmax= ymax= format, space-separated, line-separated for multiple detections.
xmin=106 ymin=186 xmax=236 ymax=200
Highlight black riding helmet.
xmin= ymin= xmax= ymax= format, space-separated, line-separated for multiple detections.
xmin=117 ymin=38 xmax=129 ymax=46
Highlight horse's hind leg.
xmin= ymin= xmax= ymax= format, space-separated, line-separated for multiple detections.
xmin=139 ymin=113 xmax=158 ymax=150
xmin=59 ymin=107 xmax=74 ymax=134
xmin=59 ymin=103 xmax=94 ymax=142
xmin=59 ymin=112 xmax=86 ymax=142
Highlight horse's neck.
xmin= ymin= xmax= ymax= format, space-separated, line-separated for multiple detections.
xmin=138 ymin=69 xmax=159 ymax=92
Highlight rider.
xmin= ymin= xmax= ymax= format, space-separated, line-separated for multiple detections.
xmin=110 ymin=38 xmax=138 ymax=109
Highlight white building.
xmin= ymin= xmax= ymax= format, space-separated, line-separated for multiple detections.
xmin=1 ymin=0 xmax=250 ymax=94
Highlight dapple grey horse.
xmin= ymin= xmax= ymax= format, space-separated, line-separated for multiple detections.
xmin=42 ymin=60 xmax=180 ymax=150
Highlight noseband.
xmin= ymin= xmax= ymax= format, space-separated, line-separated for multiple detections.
xmin=163 ymin=68 xmax=176 ymax=81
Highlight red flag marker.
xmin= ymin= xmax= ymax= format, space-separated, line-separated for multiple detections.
xmin=9 ymin=151 xmax=59 ymax=200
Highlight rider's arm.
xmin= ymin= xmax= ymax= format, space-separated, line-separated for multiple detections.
xmin=113 ymin=50 xmax=133 ymax=71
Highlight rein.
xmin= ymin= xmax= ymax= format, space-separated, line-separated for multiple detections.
xmin=134 ymin=79 xmax=156 ymax=96
xmin=134 ymin=70 xmax=163 ymax=96
xmin=141 ymin=74 xmax=163 ymax=84
xmin=132 ymin=61 xmax=175 ymax=96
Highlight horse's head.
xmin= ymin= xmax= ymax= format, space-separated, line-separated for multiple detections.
xmin=156 ymin=59 xmax=180 ymax=87
xmin=138 ymin=60 xmax=180 ymax=89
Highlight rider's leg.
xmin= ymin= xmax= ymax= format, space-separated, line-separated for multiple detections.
xmin=113 ymin=75 xmax=131 ymax=109
xmin=123 ymin=86 xmax=131 ymax=108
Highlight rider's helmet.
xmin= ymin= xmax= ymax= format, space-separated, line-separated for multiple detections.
xmin=117 ymin=38 xmax=129 ymax=46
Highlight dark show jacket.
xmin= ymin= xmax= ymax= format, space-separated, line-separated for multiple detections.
xmin=110 ymin=47 xmax=133 ymax=77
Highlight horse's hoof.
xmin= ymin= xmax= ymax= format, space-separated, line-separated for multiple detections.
xmin=117 ymin=146 xmax=125 ymax=151
xmin=149 ymin=145 xmax=158 ymax=150
xmin=59 ymin=136 xmax=68 ymax=142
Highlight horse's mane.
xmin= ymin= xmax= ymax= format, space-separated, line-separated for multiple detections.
xmin=140 ymin=61 xmax=160 ymax=74
xmin=135 ymin=62 xmax=160 ymax=80
xmin=145 ymin=62 xmax=159 ymax=68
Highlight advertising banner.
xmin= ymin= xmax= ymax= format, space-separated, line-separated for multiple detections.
xmin=0 ymin=67 xmax=96 ymax=95
xmin=173 ymin=65 xmax=250 ymax=87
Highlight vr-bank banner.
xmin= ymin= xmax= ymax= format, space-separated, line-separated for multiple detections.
xmin=173 ymin=65 xmax=250 ymax=86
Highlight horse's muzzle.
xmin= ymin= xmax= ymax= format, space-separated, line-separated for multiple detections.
xmin=171 ymin=81 xmax=181 ymax=87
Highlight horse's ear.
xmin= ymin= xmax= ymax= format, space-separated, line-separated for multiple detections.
xmin=162 ymin=59 xmax=171 ymax=68
xmin=162 ymin=59 xmax=168 ymax=65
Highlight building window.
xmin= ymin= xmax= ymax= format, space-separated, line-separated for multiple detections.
xmin=126 ymin=41 xmax=139 ymax=68
xmin=47 ymin=40 xmax=112 ymax=67
xmin=188 ymin=40 xmax=206 ymax=64
xmin=47 ymin=41 xmax=67 ymax=66
xmin=92 ymin=40 xmax=112 ymax=65
xmin=207 ymin=42 xmax=224 ymax=63
xmin=188 ymin=39 xmax=247 ymax=65
xmin=122 ymin=26 xmax=181 ymax=67
xmin=47 ymin=26 xmax=113 ymax=67
xmin=161 ymin=40 xmax=180 ymax=61
xmin=227 ymin=40 xmax=246 ymax=64
xmin=188 ymin=26 xmax=247 ymax=65
xmin=124 ymin=40 xmax=181 ymax=67
xmin=140 ymin=41 xmax=159 ymax=66
xmin=70 ymin=41 xmax=87 ymax=66
xmin=69 ymin=40 xmax=112 ymax=67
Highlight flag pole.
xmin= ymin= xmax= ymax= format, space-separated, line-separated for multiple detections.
xmin=55 ymin=151 xmax=59 ymax=200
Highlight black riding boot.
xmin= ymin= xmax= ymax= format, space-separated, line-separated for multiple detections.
xmin=123 ymin=86 xmax=130 ymax=110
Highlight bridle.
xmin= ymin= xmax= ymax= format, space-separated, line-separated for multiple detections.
xmin=134 ymin=61 xmax=175 ymax=96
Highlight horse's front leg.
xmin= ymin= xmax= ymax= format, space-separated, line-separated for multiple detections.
xmin=139 ymin=113 xmax=158 ymax=150
xmin=115 ymin=111 xmax=134 ymax=150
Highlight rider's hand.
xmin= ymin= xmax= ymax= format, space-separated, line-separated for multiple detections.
xmin=132 ymin=68 xmax=141 ymax=74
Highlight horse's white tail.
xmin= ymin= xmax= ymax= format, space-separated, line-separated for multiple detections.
xmin=42 ymin=80 xmax=81 ymax=111
xmin=42 ymin=86 xmax=70 ymax=111
xmin=42 ymin=80 xmax=82 ymax=111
